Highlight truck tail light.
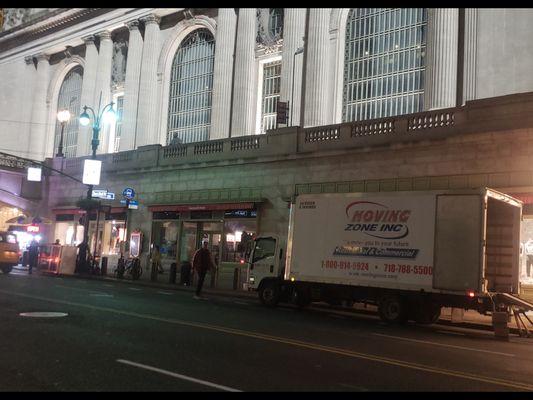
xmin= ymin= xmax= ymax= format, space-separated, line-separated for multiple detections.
xmin=467 ymin=290 xmax=475 ymax=298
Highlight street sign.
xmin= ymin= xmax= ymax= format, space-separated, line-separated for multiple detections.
xmin=122 ymin=187 xmax=135 ymax=200
xmin=91 ymin=189 xmax=107 ymax=199
xmin=27 ymin=167 xmax=42 ymax=182
xmin=105 ymin=192 xmax=115 ymax=200
xmin=83 ymin=159 xmax=102 ymax=185
xmin=120 ymin=199 xmax=138 ymax=209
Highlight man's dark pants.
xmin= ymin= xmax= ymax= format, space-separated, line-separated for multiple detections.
xmin=196 ymin=270 xmax=207 ymax=296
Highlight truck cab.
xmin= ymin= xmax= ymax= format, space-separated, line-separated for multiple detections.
xmin=246 ymin=234 xmax=285 ymax=299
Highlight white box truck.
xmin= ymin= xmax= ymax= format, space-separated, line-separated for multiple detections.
xmin=247 ymin=188 xmax=531 ymax=324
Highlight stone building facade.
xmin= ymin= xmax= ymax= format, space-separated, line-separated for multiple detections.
xmin=2 ymin=8 xmax=533 ymax=291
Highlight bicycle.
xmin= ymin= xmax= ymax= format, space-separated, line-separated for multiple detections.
xmin=125 ymin=257 xmax=142 ymax=280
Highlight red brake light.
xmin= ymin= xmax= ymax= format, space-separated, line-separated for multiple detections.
xmin=467 ymin=291 xmax=475 ymax=298
xmin=240 ymin=259 xmax=245 ymax=264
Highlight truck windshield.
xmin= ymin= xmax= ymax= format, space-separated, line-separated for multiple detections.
xmin=252 ymin=237 xmax=276 ymax=263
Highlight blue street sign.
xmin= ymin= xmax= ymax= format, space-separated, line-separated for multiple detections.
xmin=122 ymin=187 xmax=135 ymax=200
xmin=120 ymin=199 xmax=138 ymax=206
xmin=105 ymin=192 xmax=115 ymax=200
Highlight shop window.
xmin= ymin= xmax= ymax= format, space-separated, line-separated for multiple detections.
xmin=152 ymin=220 xmax=179 ymax=261
xmin=153 ymin=211 xmax=180 ymax=220
xmin=223 ymin=219 xmax=256 ymax=262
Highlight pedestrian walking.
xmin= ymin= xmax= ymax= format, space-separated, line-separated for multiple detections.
xmin=192 ymin=241 xmax=216 ymax=299
xmin=28 ymin=239 xmax=39 ymax=275
xmin=152 ymin=245 xmax=164 ymax=274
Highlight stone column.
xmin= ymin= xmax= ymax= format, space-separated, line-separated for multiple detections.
xmin=210 ymin=8 xmax=237 ymax=140
xmin=463 ymin=8 xmax=477 ymax=103
xmin=21 ymin=56 xmax=36 ymax=154
xmin=136 ymin=14 xmax=161 ymax=147
xmin=93 ymin=30 xmax=114 ymax=154
xmin=280 ymin=8 xmax=306 ymax=127
xmin=303 ymin=8 xmax=331 ymax=128
xmin=77 ymin=35 xmax=99 ymax=156
xmin=425 ymin=8 xmax=459 ymax=110
xmin=230 ymin=8 xmax=257 ymax=137
xmin=28 ymin=53 xmax=50 ymax=160
xmin=120 ymin=20 xmax=144 ymax=151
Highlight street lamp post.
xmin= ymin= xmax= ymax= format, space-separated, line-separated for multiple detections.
xmin=290 ymin=47 xmax=305 ymax=127
xmin=56 ymin=110 xmax=71 ymax=157
xmin=78 ymin=99 xmax=115 ymax=271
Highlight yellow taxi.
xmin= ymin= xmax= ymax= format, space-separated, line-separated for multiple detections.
xmin=0 ymin=232 xmax=20 ymax=274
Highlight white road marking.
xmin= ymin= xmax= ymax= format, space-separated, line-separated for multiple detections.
xmin=436 ymin=330 xmax=466 ymax=336
xmin=89 ymin=293 xmax=114 ymax=297
xmin=103 ymin=284 xmax=114 ymax=287
xmin=116 ymin=359 xmax=241 ymax=392
xmin=372 ymin=333 xmax=515 ymax=357
xmin=157 ymin=291 xmax=173 ymax=296
xmin=128 ymin=287 xmax=142 ymax=291
xmin=232 ymin=301 xmax=249 ymax=305
xmin=19 ymin=312 xmax=68 ymax=318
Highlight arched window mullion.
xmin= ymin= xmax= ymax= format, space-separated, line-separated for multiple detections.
xmin=342 ymin=8 xmax=427 ymax=123
xmin=167 ymin=28 xmax=215 ymax=145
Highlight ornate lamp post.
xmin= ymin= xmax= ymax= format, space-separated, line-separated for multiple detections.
xmin=78 ymin=99 xmax=115 ymax=271
xmin=56 ymin=109 xmax=71 ymax=157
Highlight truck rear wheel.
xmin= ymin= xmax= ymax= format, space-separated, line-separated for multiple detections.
xmin=378 ymin=295 xmax=408 ymax=324
xmin=259 ymin=280 xmax=281 ymax=307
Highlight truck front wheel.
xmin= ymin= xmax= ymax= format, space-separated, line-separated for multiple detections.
xmin=1 ymin=265 xmax=12 ymax=274
xmin=259 ymin=280 xmax=281 ymax=307
xmin=378 ymin=295 xmax=408 ymax=324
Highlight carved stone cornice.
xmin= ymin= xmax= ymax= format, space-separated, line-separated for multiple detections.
xmin=24 ymin=55 xmax=34 ymax=65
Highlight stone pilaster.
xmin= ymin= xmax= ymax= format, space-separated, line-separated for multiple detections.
xmin=280 ymin=8 xmax=306 ymax=127
xmin=303 ymin=8 xmax=331 ymax=128
xmin=230 ymin=8 xmax=257 ymax=137
xmin=120 ymin=20 xmax=144 ymax=150
xmin=136 ymin=14 xmax=161 ymax=147
xmin=21 ymin=56 xmax=36 ymax=152
xmin=93 ymin=30 xmax=114 ymax=154
xmin=425 ymin=8 xmax=459 ymax=110
xmin=77 ymin=35 xmax=99 ymax=156
xmin=28 ymin=53 xmax=50 ymax=160
xmin=463 ymin=8 xmax=477 ymax=103
xmin=210 ymin=8 xmax=237 ymax=140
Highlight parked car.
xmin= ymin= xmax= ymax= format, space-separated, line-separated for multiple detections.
xmin=0 ymin=231 xmax=20 ymax=274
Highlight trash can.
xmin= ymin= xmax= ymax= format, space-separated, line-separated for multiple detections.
xmin=180 ymin=261 xmax=191 ymax=286
xmin=101 ymin=257 xmax=108 ymax=276
xmin=169 ymin=262 xmax=177 ymax=284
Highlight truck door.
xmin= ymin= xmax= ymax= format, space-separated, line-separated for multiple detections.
xmin=433 ymin=195 xmax=483 ymax=292
xmin=248 ymin=237 xmax=278 ymax=288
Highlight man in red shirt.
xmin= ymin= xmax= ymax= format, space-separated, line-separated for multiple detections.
xmin=192 ymin=241 xmax=216 ymax=299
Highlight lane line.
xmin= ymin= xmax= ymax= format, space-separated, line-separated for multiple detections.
xmin=1 ymin=288 xmax=531 ymax=391
xmin=157 ymin=291 xmax=174 ymax=296
xmin=116 ymin=359 xmax=241 ymax=392
xmin=128 ymin=287 xmax=143 ymax=291
xmin=232 ymin=301 xmax=250 ymax=306
xmin=89 ymin=293 xmax=114 ymax=297
xmin=436 ymin=330 xmax=466 ymax=336
xmin=372 ymin=333 xmax=515 ymax=357
xmin=103 ymin=284 xmax=114 ymax=288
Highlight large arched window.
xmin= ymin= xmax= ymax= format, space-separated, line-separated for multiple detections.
xmin=54 ymin=65 xmax=83 ymax=158
xmin=342 ymin=8 xmax=427 ymax=122
xmin=167 ymin=28 xmax=215 ymax=145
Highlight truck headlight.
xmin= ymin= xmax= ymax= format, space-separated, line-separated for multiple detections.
xmin=249 ymin=277 xmax=255 ymax=284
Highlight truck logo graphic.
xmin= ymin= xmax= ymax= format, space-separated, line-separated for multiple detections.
xmin=344 ymin=201 xmax=411 ymax=240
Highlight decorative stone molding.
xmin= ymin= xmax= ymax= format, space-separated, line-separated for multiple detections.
xmin=111 ymin=37 xmax=128 ymax=88
xmin=34 ymin=52 xmax=50 ymax=62
xmin=140 ymin=14 xmax=160 ymax=26
xmin=63 ymin=45 xmax=73 ymax=59
xmin=96 ymin=30 xmax=112 ymax=40
xmin=82 ymin=35 xmax=95 ymax=45
xmin=126 ymin=20 xmax=140 ymax=31
xmin=24 ymin=55 xmax=33 ymax=65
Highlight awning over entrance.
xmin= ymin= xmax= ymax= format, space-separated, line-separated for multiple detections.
xmin=148 ymin=202 xmax=257 ymax=213
xmin=52 ymin=207 xmax=126 ymax=215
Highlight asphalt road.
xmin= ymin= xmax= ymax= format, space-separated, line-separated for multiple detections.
xmin=1 ymin=270 xmax=533 ymax=391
